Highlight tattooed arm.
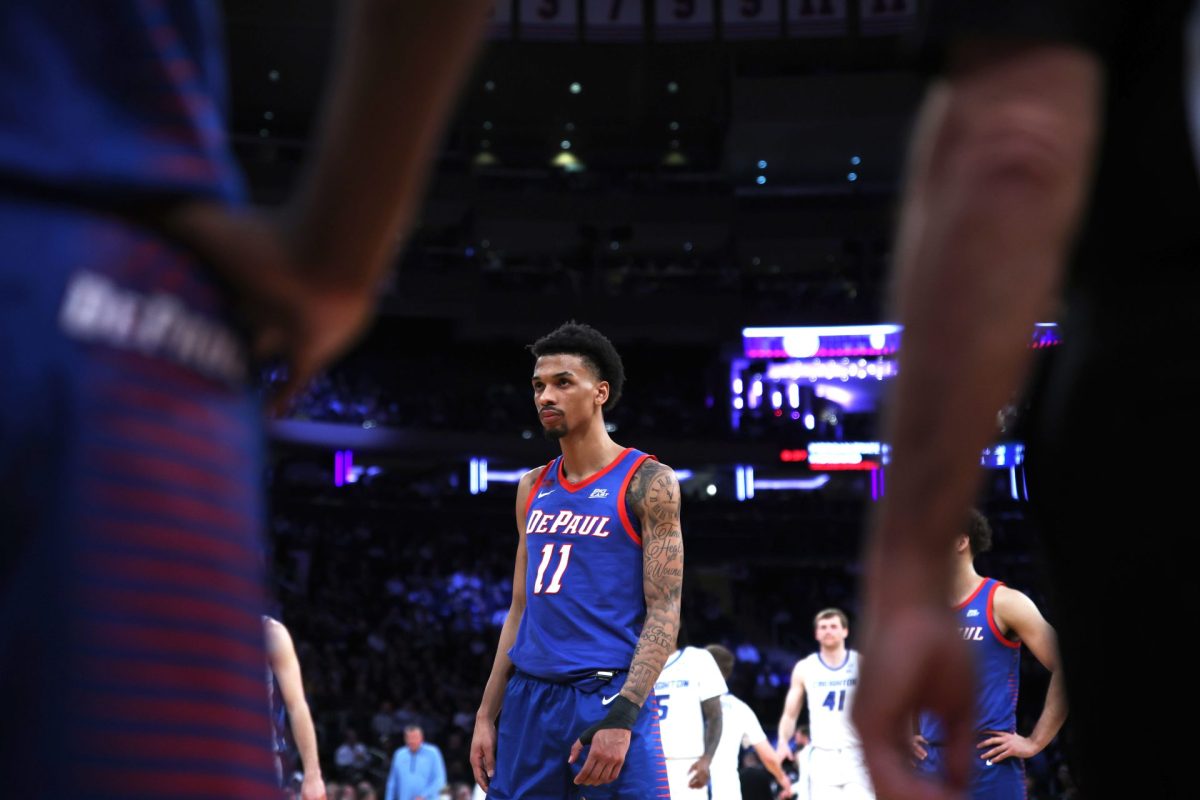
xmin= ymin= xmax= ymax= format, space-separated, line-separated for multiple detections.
xmin=570 ymin=459 xmax=684 ymax=787
xmin=622 ymin=460 xmax=684 ymax=704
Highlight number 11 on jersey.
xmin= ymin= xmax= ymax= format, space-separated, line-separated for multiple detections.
xmin=533 ymin=543 xmax=572 ymax=594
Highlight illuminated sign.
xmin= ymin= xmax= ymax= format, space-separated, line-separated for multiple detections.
xmin=764 ymin=359 xmax=895 ymax=382
xmin=743 ymin=325 xmax=902 ymax=359
xmin=981 ymin=443 xmax=1024 ymax=468
xmin=807 ymin=441 xmax=886 ymax=470
xmin=743 ymin=323 xmax=1058 ymax=359
xmin=780 ymin=441 xmax=1024 ymax=470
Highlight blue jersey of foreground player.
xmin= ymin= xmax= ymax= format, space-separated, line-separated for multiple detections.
xmin=919 ymin=578 xmax=1023 ymax=799
xmin=0 ymin=0 xmax=244 ymax=204
xmin=510 ymin=447 xmax=655 ymax=681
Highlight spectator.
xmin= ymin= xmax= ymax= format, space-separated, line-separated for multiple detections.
xmin=336 ymin=729 xmax=370 ymax=781
xmin=385 ymin=725 xmax=447 ymax=800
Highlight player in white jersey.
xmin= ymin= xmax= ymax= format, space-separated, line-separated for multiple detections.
xmin=705 ymin=645 xmax=792 ymax=800
xmin=654 ymin=644 xmax=727 ymax=798
xmin=776 ymin=609 xmax=873 ymax=800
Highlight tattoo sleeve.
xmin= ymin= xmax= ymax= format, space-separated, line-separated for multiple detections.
xmin=620 ymin=461 xmax=684 ymax=706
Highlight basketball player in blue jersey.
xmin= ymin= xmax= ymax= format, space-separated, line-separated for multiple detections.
xmin=266 ymin=616 xmax=326 ymax=800
xmin=912 ymin=510 xmax=1067 ymax=800
xmin=0 ymin=3 xmax=488 ymax=796
xmin=471 ymin=322 xmax=683 ymax=800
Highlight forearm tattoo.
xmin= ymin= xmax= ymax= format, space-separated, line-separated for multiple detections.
xmin=622 ymin=461 xmax=683 ymax=705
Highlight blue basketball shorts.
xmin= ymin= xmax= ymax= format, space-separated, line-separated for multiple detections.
xmin=488 ymin=670 xmax=670 ymax=800
xmin=916 ymin=742 xmax=1025 ymax=800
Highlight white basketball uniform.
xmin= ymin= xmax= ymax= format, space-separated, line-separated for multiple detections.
xmin=795 ymin=649 xmax=873 ymax=800
xmin=654 ymin=647 xmax=729 ymax=799
xmin=710 ymin=692 xmax=769 ymax=800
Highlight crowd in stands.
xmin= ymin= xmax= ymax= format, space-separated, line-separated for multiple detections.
xmin=268 ymin=480 xmax=1075 ymax=798
xmin=269 ymin=358 xmax=882 ymax=447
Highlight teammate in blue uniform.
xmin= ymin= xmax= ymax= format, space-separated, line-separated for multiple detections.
xmin=471 ymin=322 xmax=684 ymax=800
xmin=0 ymin=3 xmax=488 ymax=796
xmin=913 ymin=511 xmax=1066 ymax=800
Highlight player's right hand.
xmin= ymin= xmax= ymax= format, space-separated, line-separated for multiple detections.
xmin=853 ymin=604 xmax=974 ymax=800
xmin=470 ymin=717 xmax=498 ymax=791
xmin=156 ymin=202 xmax=378 ymax=414
xmin=775 ymin=772 xmax=793 ymax=798
xmin=775 ymin=741 xmax=794 ymax=763
xmin=569 ymin=728 xmax=631 ymax=786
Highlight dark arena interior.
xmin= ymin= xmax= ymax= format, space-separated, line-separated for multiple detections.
xmin=14 ymin=1 xmax=1156 ymax=798
xmin=228 ymin=3 xmax=1075 ymax=797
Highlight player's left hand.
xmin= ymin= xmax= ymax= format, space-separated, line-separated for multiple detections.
xmin=978 ymin=730 xmax=1039 ymax=762
xmin=687 ymin=756 xmax=711 ymax=788
xmin=569 ymin=728 xmax=632 ymax=786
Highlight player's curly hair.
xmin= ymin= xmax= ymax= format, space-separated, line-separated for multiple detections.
xmin=966 ymin=508 xmax=993 ymax=556
xmin=529 ymin=321 xmax=625 ymax=411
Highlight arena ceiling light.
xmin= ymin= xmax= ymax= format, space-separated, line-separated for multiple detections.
xmin=551 ymin=151 xmax=585 ymax=172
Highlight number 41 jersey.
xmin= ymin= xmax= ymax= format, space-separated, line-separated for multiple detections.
xmin=800 ymin=649 xmax=863 ymax=749
xmin=509 ymin=447 xmax=655 ymax=681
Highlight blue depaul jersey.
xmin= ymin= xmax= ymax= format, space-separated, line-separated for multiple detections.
xmin=509 ymin=447 xmax=655 ymax=681
xmin=920 ymin=578 xmax=1021 ymax=742
xmin=0 ymin=1 xmax=244 ymax=204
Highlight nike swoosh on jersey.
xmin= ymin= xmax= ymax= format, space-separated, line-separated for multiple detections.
xmin=601 ymin=694 xmax=619 ymax=705
xmin=538 ymin=490 xmax=556 ymax=498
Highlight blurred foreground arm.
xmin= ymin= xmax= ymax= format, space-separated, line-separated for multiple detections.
xmin=854 ymin=41 xmax=1100 ymax=800
xmin=163 ymin=1 xmax=490 ymax=402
